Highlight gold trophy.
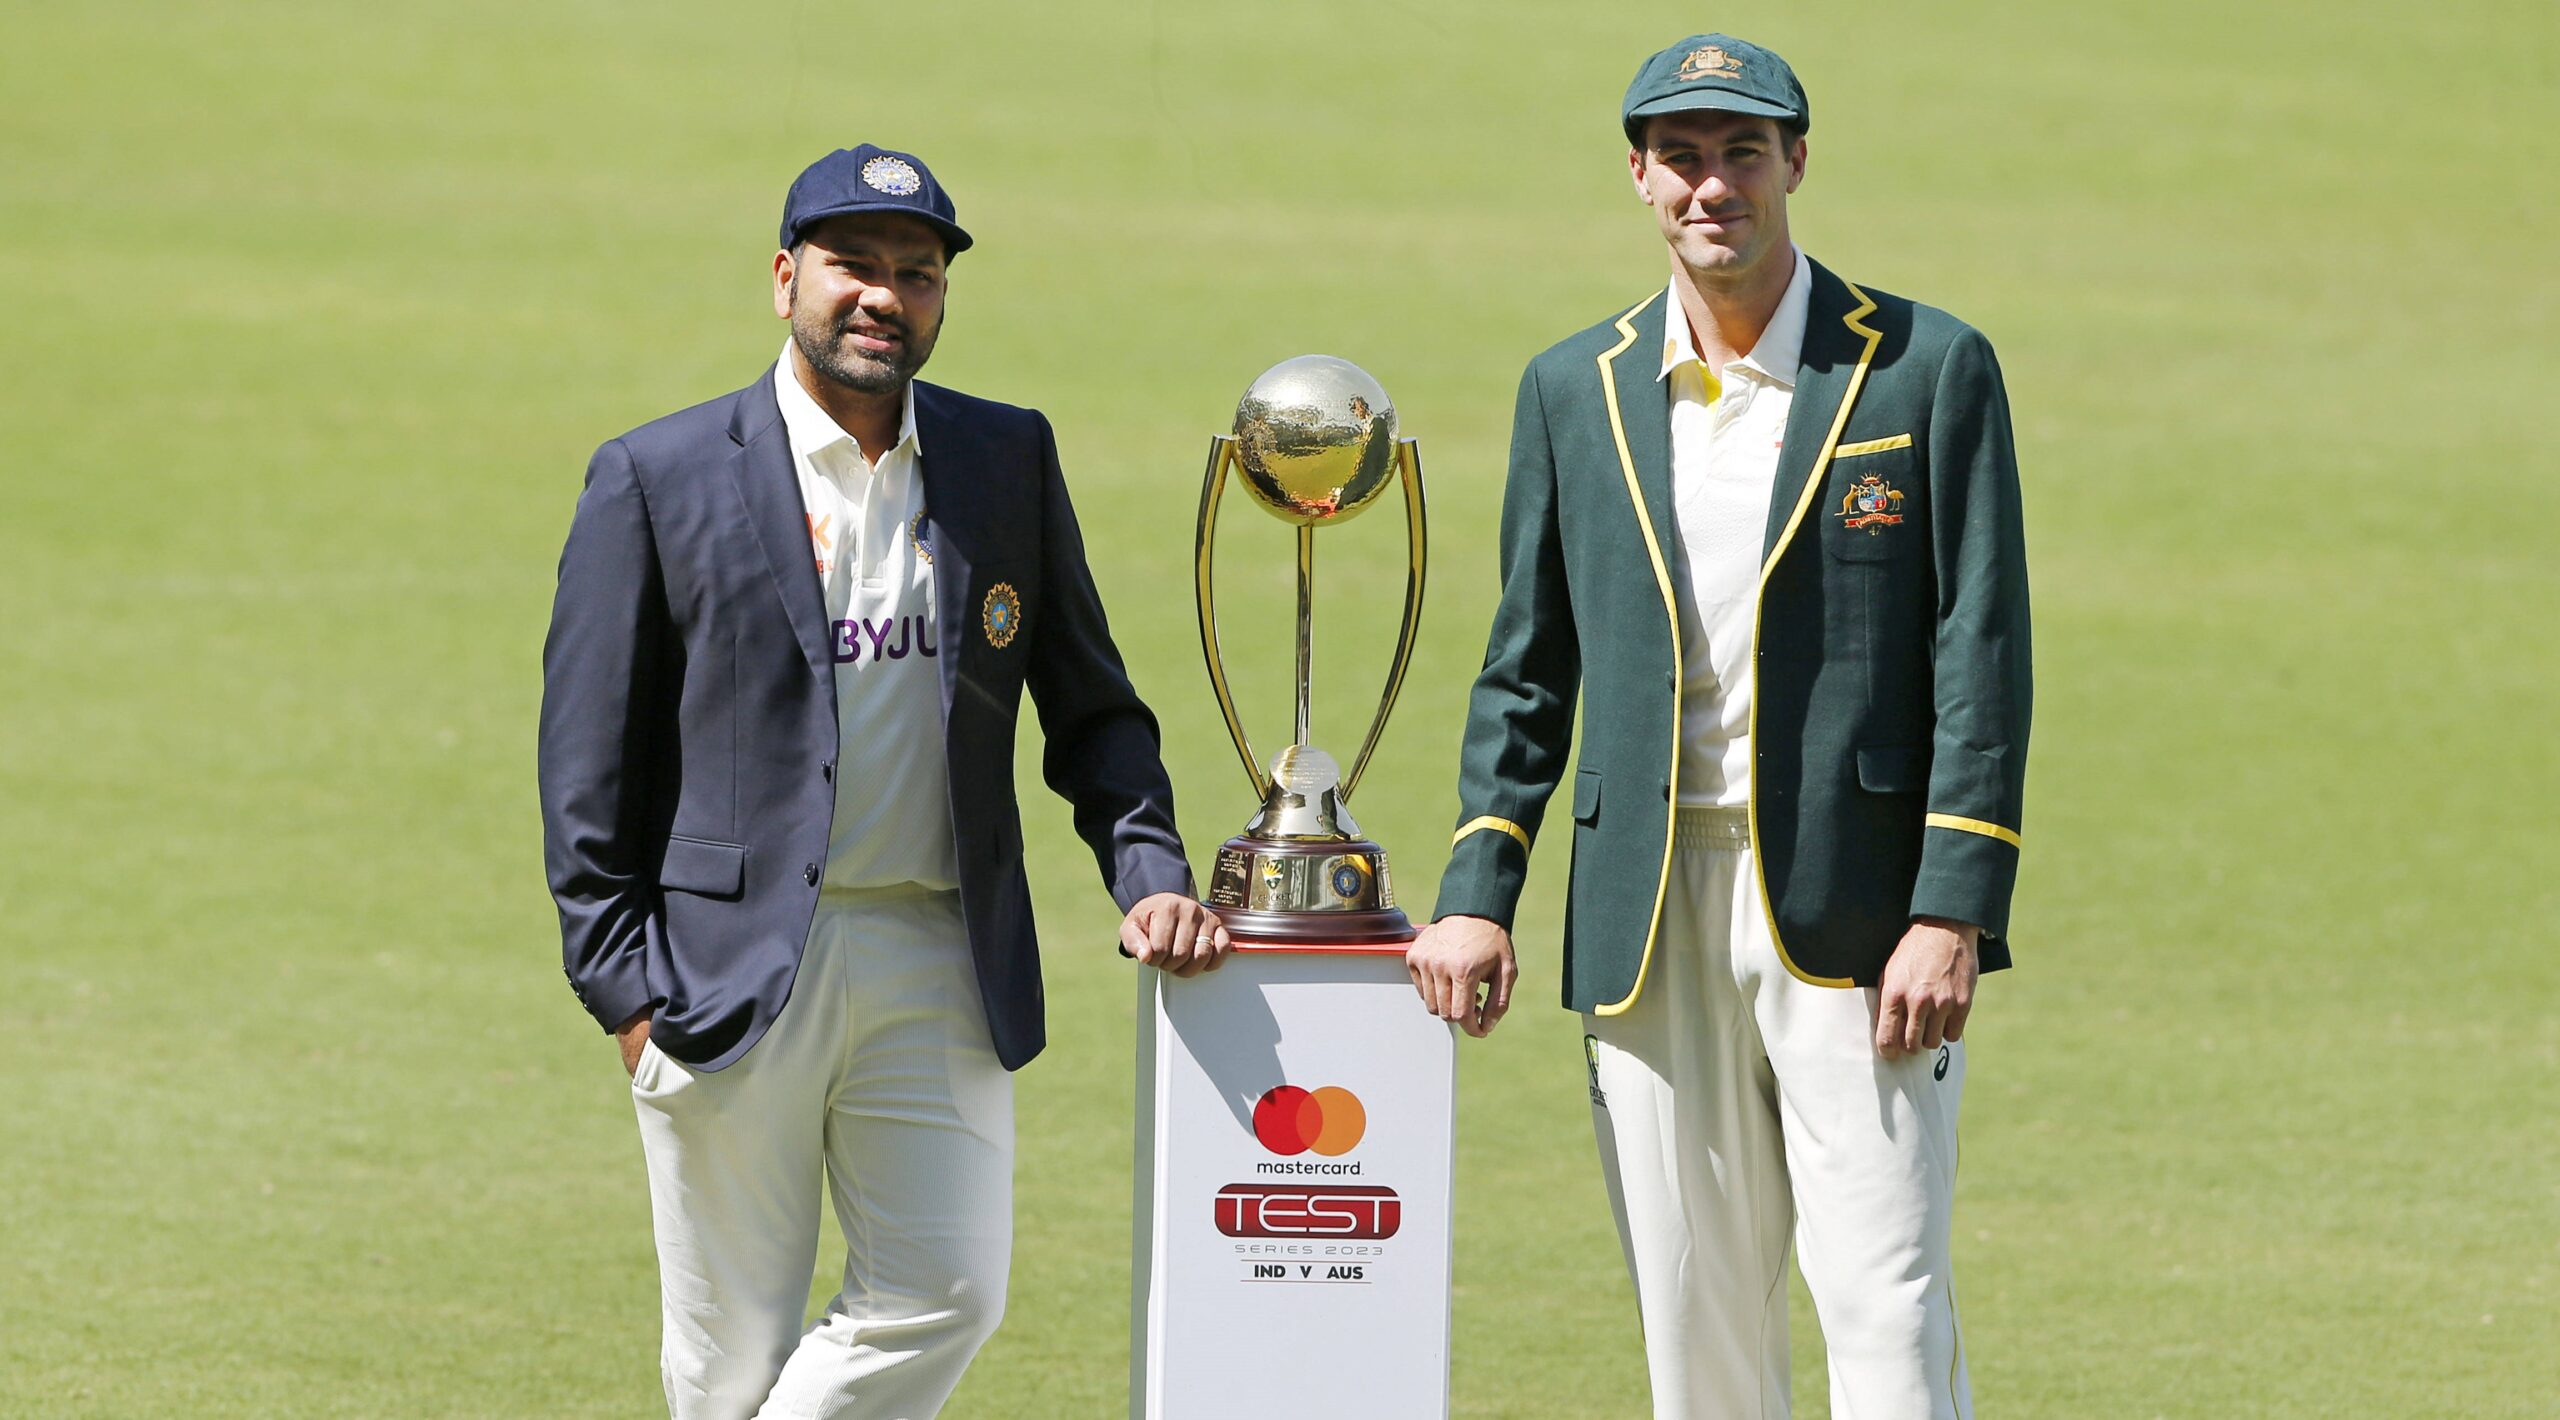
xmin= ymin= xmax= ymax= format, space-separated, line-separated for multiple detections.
xmin=1195 ymin=356 xmax=1426 ymax=944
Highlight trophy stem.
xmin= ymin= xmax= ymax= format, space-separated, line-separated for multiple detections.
xmin=1293 ymin=523 xmax=1314 ymax=748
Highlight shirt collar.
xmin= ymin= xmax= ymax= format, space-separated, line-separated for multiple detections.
xmin=773 ymin=341 xmax=921 ymax=468
xmin=1657 ymin=246 xmax=1813 ymax=387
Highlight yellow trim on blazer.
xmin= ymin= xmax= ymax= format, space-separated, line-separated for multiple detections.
xmin=1833 ymin=433 xmax=1912 ymax=457
xmin=1741 ymin=283 xmax=1888 ymax=991
xmin=1590 ymin=294 xmax=1684 ymax=1018
xmin=1452 ymin=815 xmax=1532 ymax=853
xmin=1926 ymin=812 xmax=2023 ymax=849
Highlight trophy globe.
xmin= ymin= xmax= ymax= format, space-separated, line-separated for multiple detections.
xmin=1230 ymin=356 xmax=1401 ymax=527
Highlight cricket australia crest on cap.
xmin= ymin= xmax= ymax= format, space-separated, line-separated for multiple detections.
xmin=1676 ymin=44 xmax=1746 ymax=81
xmin=1839 ymin=474 xmax=1906 ymax=532
xmin=981 ymin=581 xmax=1022 ymax=648
xmin=861 ymin=155 xmax=923 ymax=196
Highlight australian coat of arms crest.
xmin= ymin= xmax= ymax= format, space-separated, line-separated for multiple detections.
xmin=1838 ymin=474 xmax=1906 ymax=532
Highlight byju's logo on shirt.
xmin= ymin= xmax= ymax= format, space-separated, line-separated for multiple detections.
xmin=832 ymin=616 xmax=938 ymax=666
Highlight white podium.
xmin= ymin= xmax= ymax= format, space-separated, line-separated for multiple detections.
xmin=1129 ymin=943 xmax=1457 ymax=1419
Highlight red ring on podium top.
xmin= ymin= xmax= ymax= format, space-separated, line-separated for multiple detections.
xmin=1225 ymin=938 xmax=1414 ymax=955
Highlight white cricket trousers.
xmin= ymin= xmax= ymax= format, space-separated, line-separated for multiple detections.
xmin=630 ymin=886 xmax=1013 ymax=1420
xmin=1585 ymin=807 xmax=1970 ymax=1420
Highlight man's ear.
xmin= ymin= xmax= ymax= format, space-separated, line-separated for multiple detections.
xmin=772 ymin=248 xmax=796 ymax=320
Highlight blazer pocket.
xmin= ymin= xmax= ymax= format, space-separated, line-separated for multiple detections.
xmin=1833 ymin=433 xmax=1912 ymax=458
xmin=1824 ymin=445 xmax=1921 ymax=564
xmin=1573 ymin=767 xmax=1603 ymax=825
xmin=660 ymin=835 xmax=746 ymax=898
xmin=1854 ymin=743 xmax=1931 ymax=794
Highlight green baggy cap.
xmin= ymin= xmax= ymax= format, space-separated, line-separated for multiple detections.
xmin=1621 ymin=33 xmax=1809 ymax=147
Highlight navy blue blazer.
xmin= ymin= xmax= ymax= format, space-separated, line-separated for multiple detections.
xmin=539 ymin=369 xmax=1193 ymax=1071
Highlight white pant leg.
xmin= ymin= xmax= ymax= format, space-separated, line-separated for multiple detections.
xmin=755 ymin=891 xmax=1014 ymax=1420
xmin=632 ymin=935 xmax=842 ymax=1420
xmin=1586 ymin=841 xmax=1795 ymax=1420
xmin=1738 ymin=859 xmax=1971 ymax=1420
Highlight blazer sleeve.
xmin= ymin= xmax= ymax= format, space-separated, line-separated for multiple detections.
xmin=538 ymin=437 xmax=671 ymax=1032
xmin=1022 ymin=412 xmax=1194 ymax=912
xmin=1432 ymin=361 xmax=1582 ymax=929
xmin=1908 ymin=328 xmax=2033 ymax=939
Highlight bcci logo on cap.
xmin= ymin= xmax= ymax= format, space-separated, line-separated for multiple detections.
xmin=860 ymin=154 xmax=922 ymax=196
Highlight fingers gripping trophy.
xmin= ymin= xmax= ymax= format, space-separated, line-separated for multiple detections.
xmin=1194 ymin=356 xmax=1427 ymax=945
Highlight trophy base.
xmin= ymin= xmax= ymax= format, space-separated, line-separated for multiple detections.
xmin=1203 ymin=833 xmax=1415 ymax=945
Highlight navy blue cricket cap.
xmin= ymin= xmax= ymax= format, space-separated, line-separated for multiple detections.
xmin=1621 ymin=34 xmax=1809 ymax=148
xmin=778 ymin=144 xmax=973 ymax=257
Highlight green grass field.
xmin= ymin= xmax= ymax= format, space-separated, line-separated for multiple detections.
xmin=5 ymin=2 xmax=2556 ymax=1415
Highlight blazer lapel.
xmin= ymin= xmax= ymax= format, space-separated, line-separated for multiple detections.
xmin=1764 ymin=261 xmax=1885 ymax=564
xmin=725 ymin=370 xmax=834 ymax=687
xmin=1597 ymin=290 xmax=1691 ymax=612
xmin=909 ymin=382 xmax=971 ymax=719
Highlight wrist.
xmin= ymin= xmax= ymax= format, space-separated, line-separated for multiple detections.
xmin=1912 ymin=916 xmax=1982 ymax=950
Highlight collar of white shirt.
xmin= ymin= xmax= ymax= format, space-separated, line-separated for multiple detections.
xmin=1657 ymin=246 xmax=1813 ymax=388
xmin=772 ymin=341 xmax=922 ymax=472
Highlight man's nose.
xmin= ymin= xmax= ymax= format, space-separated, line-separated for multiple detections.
xmin=857 ymin=282 xmax=900 ymax=315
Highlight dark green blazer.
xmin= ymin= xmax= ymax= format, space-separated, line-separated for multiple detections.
xmin=1434 ymin=260 xmax=2031 ymax=1012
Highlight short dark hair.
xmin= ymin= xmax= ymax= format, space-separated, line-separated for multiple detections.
xmin=786 ymin=220 xmax=956 ymax=269
xmin=1634 ymin=112 xmax=1806 ymax=161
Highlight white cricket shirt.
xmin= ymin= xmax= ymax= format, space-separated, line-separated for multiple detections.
xmin=773 ymin=347 xmax=960 ymax=891
xmin=1663 ymin=247 xmax=1812 ymax=808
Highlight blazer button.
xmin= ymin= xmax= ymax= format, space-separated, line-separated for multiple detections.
xmin=822 ymin=761 xmax=835 ymax=782
xmin=803 ymin=863 xmax=820 ymax=886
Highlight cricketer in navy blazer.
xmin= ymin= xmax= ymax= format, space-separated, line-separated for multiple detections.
xmin=539 ymin=367 xmax=1194 ymax=1072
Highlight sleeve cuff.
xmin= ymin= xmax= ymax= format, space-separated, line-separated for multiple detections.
xmin=1111 ymin=846 xmax=1197 ymax=913
xmin=1908 ymin=820 xmax=2020 ymax=939
xmin=1432 ymin=821 xmax=1532 ymax=930
xmin=569 ymin=947 xmax=658 ymax=1035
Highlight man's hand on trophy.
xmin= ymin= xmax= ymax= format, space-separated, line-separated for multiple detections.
xmin=1406 ymin=915 xmax=1517 ymax=1038
xmin=1123 ymin=893 xmax=1235 ymax=978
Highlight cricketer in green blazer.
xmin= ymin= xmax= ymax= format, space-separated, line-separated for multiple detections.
xmin=1432 ymin=260 xmax=2031 ymax=1012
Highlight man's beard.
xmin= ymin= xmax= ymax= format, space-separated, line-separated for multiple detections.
xmin=789 ymin=286 xmax=938 ymax=395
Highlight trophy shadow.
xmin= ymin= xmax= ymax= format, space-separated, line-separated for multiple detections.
xmin=1172 ymin=953 xmax=1408 ymax=1135
xmin=1166 ymin=966 xmax=1290 ymax=1136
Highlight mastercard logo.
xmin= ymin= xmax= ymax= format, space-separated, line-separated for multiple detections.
xmin=1252 ymin=1085 xmax=1367 ymax=1157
